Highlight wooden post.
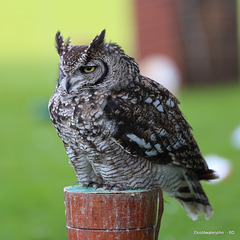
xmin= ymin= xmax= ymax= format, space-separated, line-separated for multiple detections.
xmin=64 ymin=186 xmax=163 ymax=240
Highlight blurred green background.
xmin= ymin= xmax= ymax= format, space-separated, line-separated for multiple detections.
xmin=0 ymin=0 xmax=239 ymax=239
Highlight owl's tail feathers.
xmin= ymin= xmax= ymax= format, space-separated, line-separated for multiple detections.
xmin=175 ymin=169 xmax=217 ymax=221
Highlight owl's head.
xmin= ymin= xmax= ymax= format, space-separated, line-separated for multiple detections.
xmin=56 ymin=30 xmax=139 ymax=94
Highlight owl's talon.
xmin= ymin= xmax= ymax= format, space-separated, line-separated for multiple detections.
xmin=86 ymin=182 xmax=101 ymax=189
xmin=72 ymin=181 xmax=79 ymax=187
xmin=94 ymin=183 xmax=106 ymax=189
xmin=87 ymin=182 xmax=95 ymax=188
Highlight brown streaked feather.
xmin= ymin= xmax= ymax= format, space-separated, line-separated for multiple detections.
xmin=84 ymin=29 xmax=106 ymax=61
xmin=197 ymin=169 xmax=218 ymax=181
xmin=55 ymin=31 xmax=65 ymax=56
xmin=104 ymin=76 xmax=212 ymax=176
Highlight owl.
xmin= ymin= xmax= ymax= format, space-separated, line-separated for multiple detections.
xmin=48 ymin=30 xmax=217 ymax=220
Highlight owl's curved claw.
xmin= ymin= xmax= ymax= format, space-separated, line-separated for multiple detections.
xmin=72 ymin=181 xmax=79 ymax=187
xmin=87 ymin=182 xmax=98 ymax=188
xmin=95 ymin=183 xmax=106 ymax=189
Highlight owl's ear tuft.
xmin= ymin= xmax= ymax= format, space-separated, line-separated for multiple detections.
xmin=55 ymin=31 xmax=71 ymax=56
xmin=65 ymin=37 xmax=72 ymax=53
xmin=55 ymin=31 xmax=65 ymax=56
xmin=86 ymin=30 xmax=106 ymax=56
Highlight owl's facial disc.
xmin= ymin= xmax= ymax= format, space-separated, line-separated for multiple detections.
xmin=64 ymin=59 xmax=109 ymax=93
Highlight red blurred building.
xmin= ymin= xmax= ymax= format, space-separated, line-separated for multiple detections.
xmin=135 ymin=0 xmax=238 ymax=85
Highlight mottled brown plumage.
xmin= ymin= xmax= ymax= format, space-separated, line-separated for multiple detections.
xmin=49 ymin=30 xmax=217 ymax=220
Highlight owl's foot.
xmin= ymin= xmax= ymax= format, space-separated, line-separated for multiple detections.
xmin=109 ymin=184 xmax=123 ymax=191
xmin=87 ymin=182 xmax=109 ymax=190
xmin=87 ymin=182 xmax=123 ymax=191
xmin=72 ymin=181 xmax=99 ymax=188
xmin=98 ymin=183 xmax=124 ymax=191
xmin=87 ymin=182 xmax=102 ymax=189
xmin=72 ymin=181 xmax=124 ymax=191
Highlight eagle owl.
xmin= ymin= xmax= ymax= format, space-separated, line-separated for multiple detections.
xmin=48 ymin=30 xmax=217 ymax=220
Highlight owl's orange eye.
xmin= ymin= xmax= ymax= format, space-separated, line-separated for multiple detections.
xmin=83 ymin=66 xmax=96 ymax=73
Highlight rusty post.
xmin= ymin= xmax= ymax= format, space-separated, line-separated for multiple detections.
xmin=64 ymin=186 xmax=163 ymax=240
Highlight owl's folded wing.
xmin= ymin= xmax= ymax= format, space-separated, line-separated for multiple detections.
xmin=104 ymin=77 xmax=215 ymax=180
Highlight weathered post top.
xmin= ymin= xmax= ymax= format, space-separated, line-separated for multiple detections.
xmin=64 ymin=186 xmax=163 ymax=240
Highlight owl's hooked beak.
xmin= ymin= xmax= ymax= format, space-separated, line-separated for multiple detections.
xmin=66 ymin=78 xmax=70 ymax=94
xmin=63 ymin=76 xmax=71 ymax=94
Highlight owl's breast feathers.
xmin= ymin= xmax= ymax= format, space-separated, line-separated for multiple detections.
xmin=48 ymin=89 xmax=115 ymax=148
xmin=103 ymin=77 xmax=216 ymax=181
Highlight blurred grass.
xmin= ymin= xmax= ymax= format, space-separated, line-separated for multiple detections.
xmin=0 ymin=60 xmax=239 ymax=239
